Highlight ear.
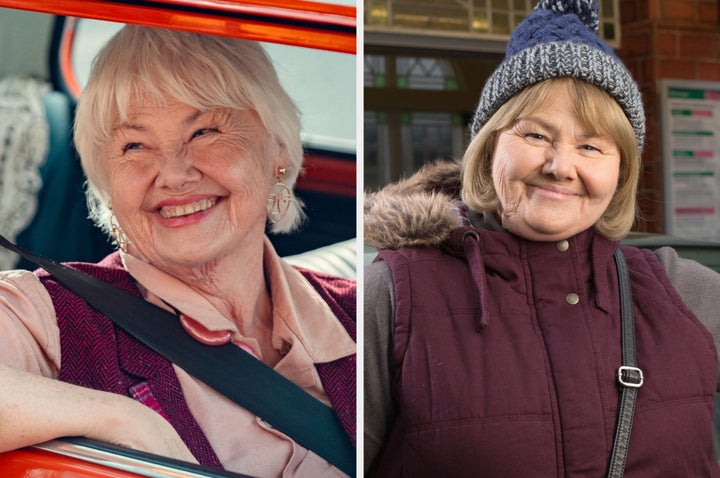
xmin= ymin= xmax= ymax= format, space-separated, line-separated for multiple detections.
xmin=264 ymin=136 xmax=288 ymax=171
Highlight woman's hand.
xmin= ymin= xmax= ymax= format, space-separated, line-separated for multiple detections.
xmin=0 ymin=363 xmax=197 ymax=463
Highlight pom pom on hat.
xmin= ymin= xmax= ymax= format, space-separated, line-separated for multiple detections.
xmin=536 ymin=0 xmax=600 ymax=33
xmin=470 ymin=0 xmax=645 ymax=151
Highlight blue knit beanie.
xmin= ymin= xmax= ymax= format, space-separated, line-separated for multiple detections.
xmin=470 ymin=0 xmax=645 ymax=151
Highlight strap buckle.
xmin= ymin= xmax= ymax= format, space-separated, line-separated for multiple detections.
xmin=617 ymin=366 xmax=644 ymax=388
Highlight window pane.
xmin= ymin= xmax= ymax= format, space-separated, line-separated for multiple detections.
xmin=71 ymin=19 xmax=355 ymax=152
xmin=396 ymin=56 xmax=457 ymax=91
xmin=365 ymin=0 xmax=619 ymax=45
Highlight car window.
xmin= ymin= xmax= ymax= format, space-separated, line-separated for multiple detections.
xmin=69 ymin=18 xmax=356 ymax=154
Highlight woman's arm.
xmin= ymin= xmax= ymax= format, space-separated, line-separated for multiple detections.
xmin=0 ymin=362 xmax=197 ymax=462
xmin=364 ymin=260 xmax=395 ymax=472
xmin=0 ymin=271 xmax=196 ymax=462
xmin=655 ymin=246 xmax=720 ymax=390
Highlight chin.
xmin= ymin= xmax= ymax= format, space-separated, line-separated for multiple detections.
xmin=151 ymin=242 xmax=216 ymax=266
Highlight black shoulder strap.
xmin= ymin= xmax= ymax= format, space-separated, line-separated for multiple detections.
xmin=607 ymin=248 xmax=644 ymax=478
xmin=0 ymin=235 xmax=355 ymax=476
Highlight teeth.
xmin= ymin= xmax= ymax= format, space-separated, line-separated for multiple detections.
xmin=160 ymin=198 xmax=217 ymax=219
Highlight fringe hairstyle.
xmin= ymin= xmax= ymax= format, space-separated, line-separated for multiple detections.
xmin=462 ymin=78 xmax=640 ymax=240
xmin=73 ymin=26 xmax=305 ymax=237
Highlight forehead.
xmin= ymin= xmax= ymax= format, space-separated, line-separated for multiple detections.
xmin=123 ymin=100 xmax=200 ymax=122
xmin=517 ymin=81 xmax=613 ymax=137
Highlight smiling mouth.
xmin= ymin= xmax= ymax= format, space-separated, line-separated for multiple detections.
xmin=159 ymin=198 xmax=218 ymax=219
xmin=533 ymin=185 xmax=577 ymax=197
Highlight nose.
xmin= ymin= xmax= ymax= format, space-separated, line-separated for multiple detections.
xmin=155 ymin=149 xmax=201 ymax=191
xmin=541 ymin=143 xmax=577 ymax=180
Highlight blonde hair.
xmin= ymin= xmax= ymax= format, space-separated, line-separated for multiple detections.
xmin=461 ymin=78 xmax=640 ymax=240
xmin=74 ymin=25 xmax=305 ymax=236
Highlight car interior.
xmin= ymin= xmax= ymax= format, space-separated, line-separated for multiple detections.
xmin=0 ymin=8 xmax=357 ymax=278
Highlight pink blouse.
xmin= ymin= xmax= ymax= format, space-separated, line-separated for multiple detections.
xmin=0 ymin=237 xmax=355 ymax=477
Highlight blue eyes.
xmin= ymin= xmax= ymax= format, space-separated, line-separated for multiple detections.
xmin=122 ymin=128 xmax=219 ymax=154
xmin=123 ymin=142 xmax=143 ymax=153
xmin=191 ymin=128 xmax=219 ymax=138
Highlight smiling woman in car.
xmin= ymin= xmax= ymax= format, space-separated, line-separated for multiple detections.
xmin=0 ymin=25 xmax=355 ymax=477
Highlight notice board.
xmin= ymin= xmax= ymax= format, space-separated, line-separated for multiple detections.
xmin=660 ymin=79 xmax=720 ymax=241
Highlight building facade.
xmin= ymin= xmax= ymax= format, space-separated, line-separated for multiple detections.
xmin=365 ymin=0 xmax=720 ymax=235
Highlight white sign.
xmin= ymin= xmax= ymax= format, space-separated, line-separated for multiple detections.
xmin=660 ymin=79 xmax=720 ymax=240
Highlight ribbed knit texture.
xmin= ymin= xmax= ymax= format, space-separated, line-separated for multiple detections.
xmin=471 ymin=0 xmax=645 ymax=151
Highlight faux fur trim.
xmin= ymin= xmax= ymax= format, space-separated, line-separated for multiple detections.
xmin=364 ymin=160 xmax=464 ymax=250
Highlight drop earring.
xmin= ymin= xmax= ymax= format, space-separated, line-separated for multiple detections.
xmin=266 ymin=166 xmax=292 ymax=224
xmin=109 ymin=213 xmax=129 ymax=253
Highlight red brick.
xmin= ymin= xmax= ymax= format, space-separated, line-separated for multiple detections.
xmin=641 ymin=57 xmax=655 ymax=84
xmin=657 ymin=58 xmax=696 ymax=78
xmin=680 ymin=32 xmax=716 ymax=58
xmin=698 ymin=1 xmax=719 ymax=25
xmin=660 ymin=0 xmax=696 ymax=23
xmin=619 ymin=57 xmax=642 ymax=82
xmin=645 ymin=0 xmax=657 ymax=19
xmin=622 ymin=0 xmax=654 ymax=23
xmin=643 ymin=96 xmax=658 ymax=119
xmin=697 ymin=61 xmax=720 ymax=80
xmin=656 ymin=31 xmax=677 ymax=56
xmin=620 ymin=0 xmax=639 ymax=23
xmin=623 ymin=30 xmax=652 ymax=56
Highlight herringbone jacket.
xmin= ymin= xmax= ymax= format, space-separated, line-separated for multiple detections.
xmin=35 ymin=252 xmax=356 ymax=469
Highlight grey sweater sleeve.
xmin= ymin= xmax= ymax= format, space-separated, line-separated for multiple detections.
xmin=655 ymin=246 xmax=720 ymax=390
xmin=363 ymin=260 xmax=395 ymax=472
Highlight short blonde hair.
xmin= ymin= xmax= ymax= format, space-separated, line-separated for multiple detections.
xmin=74 ymin=25 xmax=305 ymax=236
xmin=461 ymin=78 xmax=640 ymax=240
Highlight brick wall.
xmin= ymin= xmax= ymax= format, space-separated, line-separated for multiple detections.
xmin=618 ymin=0 xmax=720 ymax=233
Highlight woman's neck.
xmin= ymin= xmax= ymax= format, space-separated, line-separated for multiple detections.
xmin=148 ymin=240 xmax=279 ymax=363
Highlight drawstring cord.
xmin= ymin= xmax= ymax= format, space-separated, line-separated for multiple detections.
xmin=460 ymin=229 xmax=490 ymax=331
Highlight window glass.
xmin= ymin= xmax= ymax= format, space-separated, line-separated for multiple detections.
xmin=365 ymin=0 xmax=619 ymax=45
xmin=70 ymin=18 xmax=356 ymax=154
xmin=396 ymin=56 xmax=457 ymax=91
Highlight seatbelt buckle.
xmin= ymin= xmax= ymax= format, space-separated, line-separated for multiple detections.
xmin=617 ymin=366 xmax=644 ymax=388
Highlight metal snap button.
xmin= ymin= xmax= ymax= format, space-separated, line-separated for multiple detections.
xmin=556 ymin=239 xmax=570 ymax=252
xmin=566 ymin=292 xmax=580 ymax=305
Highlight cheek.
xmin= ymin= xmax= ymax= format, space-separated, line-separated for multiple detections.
xmin=584 ymin=162 xmax=620 ymax=201
xmin=206 ymin=148 xmax=271 ymax=200
xmin=105 ymin=161 xmax=154 ymax=208
xmin=492 ymin=155 xmax=523 ymax=204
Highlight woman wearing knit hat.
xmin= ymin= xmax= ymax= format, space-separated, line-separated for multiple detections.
xmin=364 ymin=0 xmax=720 ymax=476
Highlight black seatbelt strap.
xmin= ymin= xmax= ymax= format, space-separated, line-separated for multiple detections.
xmin=607 ymin=248 xmax=644 ymax=478
xmin=0 ymin=234 xmax=355 ymax=476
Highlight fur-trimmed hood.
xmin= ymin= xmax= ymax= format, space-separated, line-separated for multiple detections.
xmin=365 ymin=159 xmax=499 ymax=329
xmin=364 ymin=159 xmax=468 ymax=250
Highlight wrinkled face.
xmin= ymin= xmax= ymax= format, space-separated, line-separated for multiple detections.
xmin=492 ymin=84 xmax=621 ymax=242
xmin=102 ymin=99 xmax=282 ymax=270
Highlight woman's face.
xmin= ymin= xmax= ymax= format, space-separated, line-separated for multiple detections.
xmin=492 ymin=84 xmax=621 ymax=242
xmin=102 ymin=99 xmax=281 ymax=270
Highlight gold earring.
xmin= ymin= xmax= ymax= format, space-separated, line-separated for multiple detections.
xmin=266 ymin=166 xmax=292 ymax=224
xmin=109 ymin=214 xmax=129 ymax=253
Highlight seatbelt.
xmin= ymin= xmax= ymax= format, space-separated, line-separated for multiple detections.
xmin=0 ymin=234 xmax=355 ymax=476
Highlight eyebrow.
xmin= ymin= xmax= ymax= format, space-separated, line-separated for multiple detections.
xmin=518 ymin=116 xmax=557 ymax=135
xmin=114 ymin=108 xmax=206 ymax=132
xmin=519 ymin=115 xmax=607 ymax=140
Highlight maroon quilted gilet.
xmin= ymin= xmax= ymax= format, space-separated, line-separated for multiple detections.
xmin=36 ymin=252 xmax=356 ymax=469
xmin=372 ymin=227 xmax=718 ymax=477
